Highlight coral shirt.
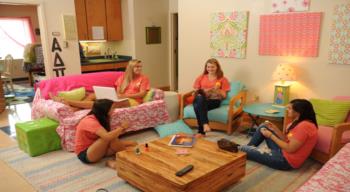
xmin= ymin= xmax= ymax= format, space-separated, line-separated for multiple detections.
xmin=282 ymin=121 xmax=318 ymax=168
xmin=193 ymin=74 xmax=230 ymax=96
xmin=74 ymin=115 xmax=104 ymax=154
xmin=114 ymin=74 xmax=150 ymax=103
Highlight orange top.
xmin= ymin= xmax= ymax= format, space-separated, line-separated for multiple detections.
xmin=282 ymin=121 xmax=318 ymax=168
xmin=114 ymin=74 xmax=150 ymax=103
xmin=75 ymin=115 xmax=103 ymax=154
xmin=193 ymin=74 xmax=230 ymax=94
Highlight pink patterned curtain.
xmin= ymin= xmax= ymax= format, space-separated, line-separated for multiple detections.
xmin=0 ymin=17 xmax=34 ymax=58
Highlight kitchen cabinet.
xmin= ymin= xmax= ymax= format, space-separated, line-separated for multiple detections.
xmin=81 ymin=61 xmax=128 ymax=72
xmin=74 ymin=0 xmax=123 ymax=41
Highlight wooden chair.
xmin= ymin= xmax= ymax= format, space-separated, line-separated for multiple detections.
xmin=180 ymin=83 xmax=247 ymax=135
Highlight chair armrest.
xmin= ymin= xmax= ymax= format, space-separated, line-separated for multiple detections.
xmin=329 ymin=122 xmax=350 ymax=156
xmin=180 ymin=90 xmax=195 ymax=119
xmin=228 ymin=90 xmax=247 ymax=118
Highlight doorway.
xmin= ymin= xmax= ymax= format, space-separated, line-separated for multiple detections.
xmin=170 ymin=13 xmax=178 ymax=91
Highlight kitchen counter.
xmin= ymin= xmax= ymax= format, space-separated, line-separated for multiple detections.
xmin=81 ymin=55 xmax=132 ymax=72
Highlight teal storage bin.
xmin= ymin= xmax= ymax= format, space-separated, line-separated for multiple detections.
xmin=15 ymin=118 xmax=61 ymax=157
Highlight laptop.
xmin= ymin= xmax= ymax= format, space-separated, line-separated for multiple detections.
xmin=93 ymin=86 xmax=128 ymax=102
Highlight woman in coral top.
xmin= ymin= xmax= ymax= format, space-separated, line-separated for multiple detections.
xmin=75 ymin=99 xmax=137 ymax=168
xmin=239 ymin=99 xmax=318 ymax=170
xmin=115 ymin=59 xmax=150 ymax=106
xmin=192 ymin=58 xmax=230 ymax=136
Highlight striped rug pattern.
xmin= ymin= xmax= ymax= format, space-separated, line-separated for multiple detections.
xmin=0 ymin=129 xmax=321 ymax=192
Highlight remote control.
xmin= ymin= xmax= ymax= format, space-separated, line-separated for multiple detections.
xmin=175 ymin=164 xmax=194 ymax=177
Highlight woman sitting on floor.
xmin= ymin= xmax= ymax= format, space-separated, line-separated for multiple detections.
xmin=239 ymin=99 xmax=318 ymax=170
xmin=75 ymin=99 xmax=137 ymax=168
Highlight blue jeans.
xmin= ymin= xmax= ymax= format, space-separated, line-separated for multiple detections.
xmin=193 ymin=95 xmax=221 ymax=134
xmin=239 ymin=125 xmax=292 ymax=170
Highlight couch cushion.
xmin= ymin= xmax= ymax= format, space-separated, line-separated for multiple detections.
xmin=310 ymin=98 xmax=350 ymax=126
xmin=154 ymin=120 xmax=193 ymax=138
xmin=314 ymin=125 xmax=350 ymax=154
xmin=38 ymin=71 xmax=123 ymax=99
xmin=184 ymin=105 xmax=228 ymax=124
xmin=333 ymin=96 xmax=350 ymax=122
xmin=58 ymin=87 xmax=86 ymax=101
xmin=221 ymin=81 xmax=245 ymax=105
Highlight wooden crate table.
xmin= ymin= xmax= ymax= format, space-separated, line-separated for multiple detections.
xmin=116 ymin=136 xmax=246 ymax=192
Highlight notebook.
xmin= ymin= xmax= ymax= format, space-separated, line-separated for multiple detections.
xmin=93 ymin=86 xmax=127 ymax=102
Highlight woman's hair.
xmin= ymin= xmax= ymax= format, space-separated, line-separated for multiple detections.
xmin=202 ymin=58 xmax=224 ymax=79
xmin=287 ymin=99 xmax=318 ymax=133
xmin=88 ymin=99 xmax=114 ymax=131
xmin=120 ymin=59 xmax=142 ymax=93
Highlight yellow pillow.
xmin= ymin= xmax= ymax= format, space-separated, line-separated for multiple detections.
xmin=128 ymin=98 xmax=140 ymax=106
xmin=143 ymin=89 xmax=154 ymax=103
xmin=58 ymin=87 xmax=86 ymax=101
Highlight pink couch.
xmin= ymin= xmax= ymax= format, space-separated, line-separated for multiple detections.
xmin=32 ymin=72 xmax=170 ymax=151
xmin=297 ymin=143 xmax=350 ymax=192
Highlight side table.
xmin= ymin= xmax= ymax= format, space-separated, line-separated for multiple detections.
xmin=243 ymin=103 xmax=285 ymax=135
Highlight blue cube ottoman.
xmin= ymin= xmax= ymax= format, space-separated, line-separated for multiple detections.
xmin=15 ymin=118 xmax=61 ymax=156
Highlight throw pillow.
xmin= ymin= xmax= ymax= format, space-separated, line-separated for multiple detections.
xmin=58 ymin=87 xmax=86 ymax=101
xmin=143 ymin=89 xmax=155 ymax=103
xmin=310 ymin=98 xmax=350 ymax=126
xmin=154 ymin=120 xmax=193 ymax=138
xmin=221 ymin=81 xmax=245 ymax=105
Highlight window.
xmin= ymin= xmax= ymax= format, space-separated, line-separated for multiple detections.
xmin=0 ymin=17 xmax=34 ymax=59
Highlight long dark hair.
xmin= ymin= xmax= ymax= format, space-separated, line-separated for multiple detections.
xmin=88 ymin=99 xmax=114 ymax=131
xmin=202 ymin=58 xmax=224 ymax=79
xmin=287 ymin=99 xmax=318 ymax=133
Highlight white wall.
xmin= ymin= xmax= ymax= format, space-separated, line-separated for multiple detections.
xmin=133 ymin=0 xmax=169 ymax=87
xmin=109 ymin=0 xmax=136 ymax=57
xmin=178 ymin=0 xmax=350 ymax=102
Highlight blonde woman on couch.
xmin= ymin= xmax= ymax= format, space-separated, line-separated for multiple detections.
xmin=239 ymin=99 xmax=318 ymax=170
xmin=114 ymin=59 xmax=150 ymax=106
xmin=75 ymin=99 xmax=137 ymax=168
xmin=51 ymin=59 xmax=149 ymax=109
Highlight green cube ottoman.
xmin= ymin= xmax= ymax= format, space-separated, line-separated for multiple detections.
xmin=15 ymin=118 xmax=61 ymax=157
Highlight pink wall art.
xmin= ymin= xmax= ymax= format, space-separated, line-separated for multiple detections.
xmin=259 ymin=12 xmax=322 ymax=57
xmin=272 ymin=0 xmax=310 ymax=13
xmin=329 ymin=4 xmax=350 ymax=65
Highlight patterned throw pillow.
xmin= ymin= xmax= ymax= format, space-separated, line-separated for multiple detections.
xmin=310 ymin=98 xmax=350 ymax=126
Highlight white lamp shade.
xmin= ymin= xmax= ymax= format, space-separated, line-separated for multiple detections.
xmin=272 ymin=64 xmax=296 ymax=82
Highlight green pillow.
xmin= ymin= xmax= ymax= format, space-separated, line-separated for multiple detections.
xmin=143 ymin=89 xmax=154 ymax=103
xmin=58 ymin=87 xmax=86 ymax=101
xmin=310 ymin=98 xmax=350 ymax=126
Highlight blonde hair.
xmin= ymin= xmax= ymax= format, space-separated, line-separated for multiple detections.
xmin=120 ymin=59 xmax=142 ymax=93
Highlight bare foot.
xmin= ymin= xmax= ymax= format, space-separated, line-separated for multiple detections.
xmin=106 ymin=159 xmax=116 ymax=169
xmin=203 ymin=124 xmax=211 ymax=132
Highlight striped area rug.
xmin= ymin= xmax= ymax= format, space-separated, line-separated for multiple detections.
xmin=0 ymin=129 xmax=321 ymax=192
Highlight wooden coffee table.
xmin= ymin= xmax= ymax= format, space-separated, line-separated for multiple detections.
xmin=116 ymin=136 xmax=246 ymax=192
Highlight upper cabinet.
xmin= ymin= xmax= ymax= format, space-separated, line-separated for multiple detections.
xmin=74 ymin=0 xmax=123 ymax=41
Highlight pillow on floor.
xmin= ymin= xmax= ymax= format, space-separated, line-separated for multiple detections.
xmin=310 ymin=98 xmax=350 ymax=126
xmin=154 ymin=120 xmax=193 ymax=138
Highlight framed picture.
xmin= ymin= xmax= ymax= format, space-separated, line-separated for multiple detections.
xmin=273 ymin=85 xmax=290 ymax=105
xmin=146 ymin=27 xmax=161 ymax=44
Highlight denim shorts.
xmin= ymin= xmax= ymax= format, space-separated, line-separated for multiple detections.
xmin=77 ymin=148 xmax=91 ymax=164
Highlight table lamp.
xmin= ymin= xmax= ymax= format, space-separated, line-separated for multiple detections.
xmin=272 ymin=64 xmax=296 ymax=105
